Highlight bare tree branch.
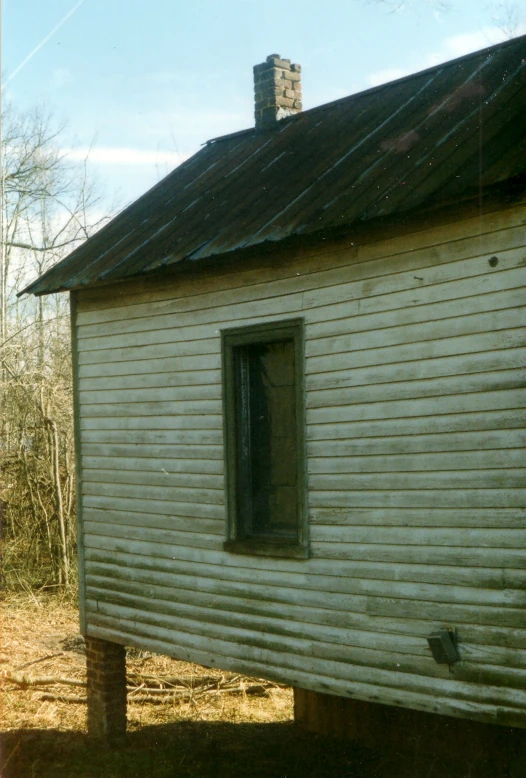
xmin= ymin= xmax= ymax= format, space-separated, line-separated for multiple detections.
xmin=1 ymin=102 xmax=114 ymax=592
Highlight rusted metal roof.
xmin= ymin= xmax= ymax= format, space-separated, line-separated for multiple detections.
xmin=23 ymin=34 xmax=526 ymax=296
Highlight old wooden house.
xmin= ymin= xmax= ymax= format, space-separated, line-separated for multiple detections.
xmin=23 ymin=35 xmax=526 ymax=764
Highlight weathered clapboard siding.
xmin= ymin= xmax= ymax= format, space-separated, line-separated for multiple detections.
xmin=82 ymin=589 xmax=526 ymax=699
xmin=72 ymin=260 xmax=523 ymax=352
xmin=75 ymin=203 xmax=526 ymax=727
xmin=76 ymin=264 xmax=526 ymax=341
xmin=84 ymin=544 xmax=526 ymax=590
xmin=75 ymin=266 xmax=526 ymax=352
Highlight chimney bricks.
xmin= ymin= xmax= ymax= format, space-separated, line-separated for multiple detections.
xmin=254 ymin=54 xmax=302 ymax=129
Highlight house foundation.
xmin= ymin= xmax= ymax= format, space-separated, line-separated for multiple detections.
xmin=294 ymin=689 xmax=526 ymax=777
xmin=86 ymin=636 xmax=127 ymax=744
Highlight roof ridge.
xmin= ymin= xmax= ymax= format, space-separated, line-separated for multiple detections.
xmin=306 ymin=30 xmax=526 ymax=116
xmin=207 ymin=31 xmax=526 ymax=145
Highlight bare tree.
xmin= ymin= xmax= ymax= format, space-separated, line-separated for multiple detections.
xmin=365 ymin=0 xmax=524 ymax=32
xmin=489 ymin=1 xmax=523 ymax=37
xmin=364 ymin=0 xmax=451 ymax=11
xmin=1 ymin=104 xmax=111 ymax=590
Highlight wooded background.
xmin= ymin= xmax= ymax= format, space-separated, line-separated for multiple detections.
xmin=1 ymin=104 xmax=110 ymax=591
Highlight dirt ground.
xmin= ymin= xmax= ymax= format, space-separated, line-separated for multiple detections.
xmin=1 ymin=594 xmax=378 ymax=777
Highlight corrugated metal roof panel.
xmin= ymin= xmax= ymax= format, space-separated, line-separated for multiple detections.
xmin=23 ymin=34 xmax=526 ymax=296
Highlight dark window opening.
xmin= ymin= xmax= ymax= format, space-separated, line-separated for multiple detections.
xmin=222 ymin=320 xmax=306 ymax=558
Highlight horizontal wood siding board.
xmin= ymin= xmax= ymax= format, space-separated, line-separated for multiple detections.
xmin=307 ymin=429 xmax=526 ymax=456
xmin=307 ymin=489 xmax=526 ymax=508
xmin=78 ymin=337 xmax=218 ymax=362
xmin=307 ymin=274 xmax=526 ymax=342
xmin=74 ymin=268 xmax=525 ymax=361
xmin=306 ymin=306 xmax=525 ymax=359
xmin=79 ymin=413 xmax=223 ymax=430
xmin=78 ymin=430 xmax=524 ymax=461
xmin=83 ymin=471 xmax=224 ymax=490
xmin=78 ymin=355 xmax=221 ymax=379
xmin=77 ymin=363 xmax=525 ymax=408
xmin=81 ymin=443 xmax=224 ymax=460
xmin=85 ymin=509 xmax=223 ymax=534
xmin=82 ymin=481 xmax=224 ymax=504
xmin=80 ymin=370 xmax=222 ymax=392
xmin=80 ymin=396 xmax=221 ymax=414
xmin=308 ymin=449 xmax=526 ymax=472
xmin=86 ymin=529 xmax=222 ymax=552
xmin=82 ymin=414 xmax=525 ymax=447
xmin=308 ymin=525 xmax=526 ymax=550
xmin=90 ymin=585 xmax=521 ymax=669
xmin=76 ymin=347 xmax=523 ymax=396
xmin=306 ymin=411 xmax=526 ymax=441
xmin=77 ymin=205 xmax=526 ymax=727
xmin=83 ymin=495 xmax=225 ymax=520
xmin=84 ymin=520 xmax=224 ymax=544
xmin=83 ymin=590 xmax=427 ymax=661
xmin=309 ymin=542 xmax=526 ymax=569
xmin=300 ymin=248 xmax=526 ymax=317
xmin=308 ymin=471 xmax=526 ymax=491
xmin=308 ymin=506 xmax=526 ymax=528
xmin=80 ymin=430 xmax=223 ymax=444
xmin=82 ymin=456 xmax=224 ymax=474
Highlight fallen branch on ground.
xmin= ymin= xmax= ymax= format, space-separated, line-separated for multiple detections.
xmin=3 ymin=672 xmax=85 ymax=688
xmin=6 ymin=669 xmax=285 ymax=703
xmin=13 ymin=653 xmax=65 ymax=672
xmin=125 ymin=672 xmax=242 ymax=688
xmin=120 ymin=684 xmax=272 ymax=705
xmin=39 ymin=693 xmax=86 ymax=703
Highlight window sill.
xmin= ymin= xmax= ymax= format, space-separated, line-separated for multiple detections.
xmin=223 ymin=539 xmax=309 ymax=559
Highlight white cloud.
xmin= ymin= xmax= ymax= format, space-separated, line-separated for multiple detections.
xmin=51 ymin=68 xmax=73 ymax=88
xmin=368 ymin=67 xmax=413 ymax=88
xmin=366 ymin=25 xmax=526 ymax=89
xmin=63 ymin=147 xmax=191 ymax=166
xmin=136 ymin=106 xmax=252 ymax=146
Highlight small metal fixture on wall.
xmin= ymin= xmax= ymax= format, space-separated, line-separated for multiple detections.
xmin=427 ymin=629 xmax=460 ymax=664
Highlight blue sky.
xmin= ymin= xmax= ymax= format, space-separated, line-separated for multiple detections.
xmin=4 ymin=0 xmax=525 ymax=208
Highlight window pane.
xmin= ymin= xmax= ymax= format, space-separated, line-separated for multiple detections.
xmin=234 ymin=339 xmax=297 ymax=538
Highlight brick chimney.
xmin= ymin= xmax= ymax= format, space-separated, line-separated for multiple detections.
xmin=253 ymin=54 xmax=302 ymax=129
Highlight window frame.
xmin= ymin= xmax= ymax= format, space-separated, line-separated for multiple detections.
xmin=221 ymin=318 xmax=308 ymax=559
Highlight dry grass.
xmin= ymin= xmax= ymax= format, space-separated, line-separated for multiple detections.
xmin=0 ymin=593 xmax=293 ymax=734
xmin=0 ymin=594 xmax=372 ymax=777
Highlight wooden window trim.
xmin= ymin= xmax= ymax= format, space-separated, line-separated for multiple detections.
xmin=221 ymin=318 xmax=308 ymax=559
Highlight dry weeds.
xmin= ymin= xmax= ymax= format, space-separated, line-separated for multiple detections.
xmin=0 ymin=594 xmax=293 ymax=732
